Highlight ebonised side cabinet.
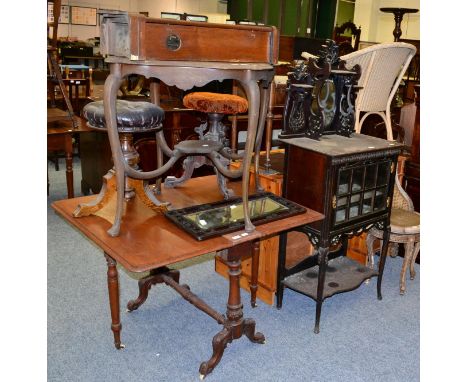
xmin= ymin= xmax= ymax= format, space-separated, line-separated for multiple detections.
xmin=277 ymin=134 xmax=402 ymax=333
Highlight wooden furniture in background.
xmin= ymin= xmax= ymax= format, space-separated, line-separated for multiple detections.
xmin=380 ymin=8 xmax=419 ymax=42
xmin=402 ymin=85 xmax=420 ymax=212
xmin=277 ymin=134 xmax=402 ymax=333
xmin=47 ymin=0 xmax=76 ymax=128
xmin=399 ymin=39 xmax=420 ymax=101
xmin=47 ymin=117 xmax=92 ymax=198
xmin=52 ymin=176 xmax=323 ymax=378
xmin=332 ymin=21 xmax=361 ymax=55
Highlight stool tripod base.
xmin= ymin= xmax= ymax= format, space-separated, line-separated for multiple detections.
xmin=164 ymin=155 xmax=235 ymax=200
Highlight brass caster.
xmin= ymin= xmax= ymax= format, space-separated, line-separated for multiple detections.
xmin=199 ymin=374 xmax=205 ymax=380
xmin=116 ymin=343 xmax=125 ymax=350
xmin=250 ymin=302 xmax=257 ymax=308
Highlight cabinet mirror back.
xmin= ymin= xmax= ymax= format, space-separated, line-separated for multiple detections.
xmin=280 ymin=40 xmax=361 ymax=140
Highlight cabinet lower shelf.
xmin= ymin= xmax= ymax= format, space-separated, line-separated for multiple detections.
xmin=283 ymin=256 xmax=378 ymax=301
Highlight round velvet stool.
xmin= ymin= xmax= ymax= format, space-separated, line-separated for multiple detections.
xmin=165 ymin=92 xmax=248 ymax=199
xmin=73 ymin=100 xmax=169 ymax=236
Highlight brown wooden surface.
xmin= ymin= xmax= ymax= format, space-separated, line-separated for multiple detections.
xmin=52 ymin=176 xmax=323 ymax=273
xmin=102 ymin=14 xmax=278 ymax=64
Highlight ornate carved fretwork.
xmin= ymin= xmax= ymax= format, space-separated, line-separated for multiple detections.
xmin=280 ymin=39 xmax=361 ymax=140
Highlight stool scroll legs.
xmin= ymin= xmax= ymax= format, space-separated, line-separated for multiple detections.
xmin=103 ymin=70 xmax=126 ymax=237
xmin=238 ymin=80 xmax=260 ymax=232
xmin=253 ymin=81 xmax=272 ymax=188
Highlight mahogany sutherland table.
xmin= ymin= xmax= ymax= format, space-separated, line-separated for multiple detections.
xmin=52 ymin=176 xmax=323 ymax=378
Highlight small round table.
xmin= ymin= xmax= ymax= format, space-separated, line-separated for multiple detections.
xmin=380 ymin=7 xmax=419 ymax=41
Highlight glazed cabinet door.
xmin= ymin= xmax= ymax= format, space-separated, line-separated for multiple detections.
xmin=333 ymin=159 xmax=392 ymax=228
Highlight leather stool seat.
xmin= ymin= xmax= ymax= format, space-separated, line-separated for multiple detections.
xmin=83 ymin=100 xmax=164 ymax=133
xmin=183 ymin=92 xmax=248 ymax=114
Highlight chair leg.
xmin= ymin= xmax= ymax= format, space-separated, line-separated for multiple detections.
xmin=384 ymin=111 xmax=394 ymax=141
xmin=409 ymin=241 xmax=420 ymax=280
xmin=389 ymin=242 xmax=398 ymax=258
xmin=400 ymin=238 xmax=415 ymax=295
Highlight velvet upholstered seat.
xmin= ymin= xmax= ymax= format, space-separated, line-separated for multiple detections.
xmin=82 ymin=100 xmax=164 ymax=132
xmin=164 ymin=92 xmax=248 ymax=200
xmin=183 ymin=92 xmax=248 ymax=114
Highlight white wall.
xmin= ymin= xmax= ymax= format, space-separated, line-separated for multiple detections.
xmin=56 ymin=1 xmax=139 ymax=40
xmin=138 ymin=0 xmax=227 ymax=17
xmin=56 ymin=0 xmax=228 ymax=41
xmin=137 ymin=0 xmax=228 ymax=23
xmin=354 ymin=0 xmax=420 ymax=42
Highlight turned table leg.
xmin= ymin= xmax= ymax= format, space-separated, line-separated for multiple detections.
xmin=64 ymin=133 xmax=74 ymax=198
xmin=199 ymin=243 xmax=265 ymax=378
xmin=250 ymin=240 xmax=260 ymax=307
xmin=104 ymin=253 xmax=124 ymax=349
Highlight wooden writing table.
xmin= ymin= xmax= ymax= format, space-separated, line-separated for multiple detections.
xmin=52 ymin=176 xmax=323 ymax=378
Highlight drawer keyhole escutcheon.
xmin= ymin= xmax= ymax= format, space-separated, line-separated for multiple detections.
xmin=166 ymin=34 xmax=181 ymax=51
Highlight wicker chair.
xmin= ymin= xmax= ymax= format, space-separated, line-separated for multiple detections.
xmin=366 ymin=173 xmax=420 ymax=295
xmin=340 ymin=42 xmax=417 ymax=140
xmin=302 ymin=42 xmax=416 ymax=140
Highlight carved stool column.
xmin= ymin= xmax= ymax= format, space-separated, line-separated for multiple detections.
xmin=165 ymin=92 xmax=248 ymax=199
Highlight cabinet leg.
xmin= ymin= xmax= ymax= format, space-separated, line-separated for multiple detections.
xmin=314 ymin=246 xmax=329 ymax=334
xmin=104 ymin=253 xmax=124 ymax=349
xmin=377 ymin=226 xmax=390 ymax=300
xmin=276 ymin=232 xmax=288 ymax=309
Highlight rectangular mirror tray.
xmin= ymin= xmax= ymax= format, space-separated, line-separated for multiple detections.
xmin=164 ymin=192 xmax=307 ymax=241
